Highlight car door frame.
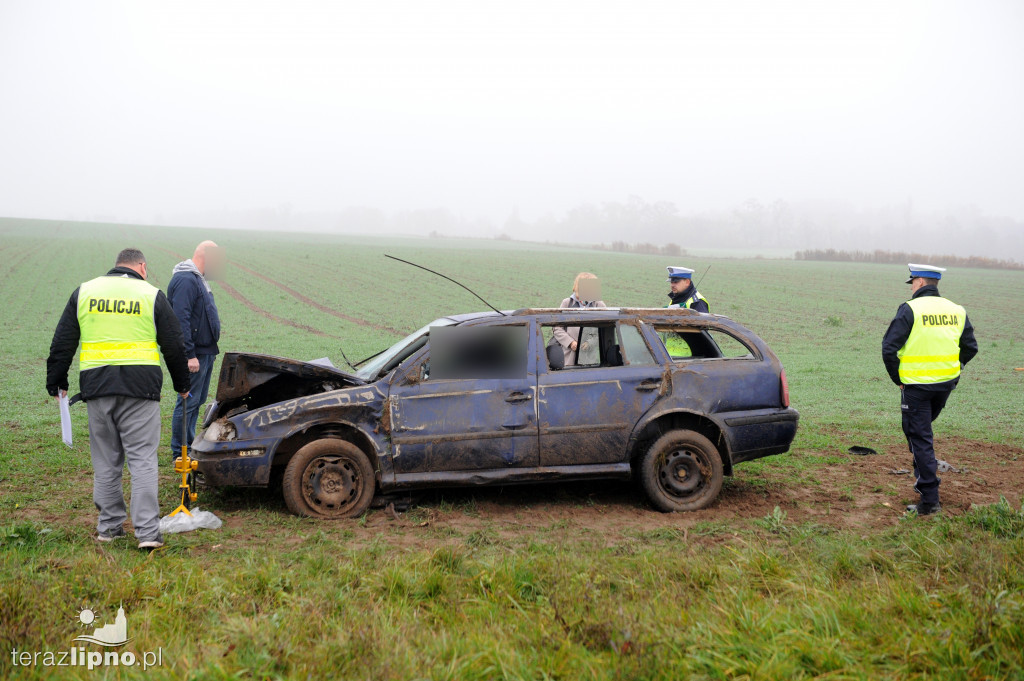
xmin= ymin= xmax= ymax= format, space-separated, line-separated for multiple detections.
xmin=536 ymin=316 xmax=666 ymax=467
xmin=385 ymin=318 xmax=540 ymax=475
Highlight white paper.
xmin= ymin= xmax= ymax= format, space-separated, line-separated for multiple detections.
xmin=59 ymin=394 xmax=73 ymax=447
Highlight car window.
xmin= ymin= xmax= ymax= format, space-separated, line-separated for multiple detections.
xmin=542 ymin=323 xmax=623 ymax=371
xmin=707 ymin=330 xmax=755 ymax=359
xmin=617 ymin=323 xmax=657 ymax=365
xmin=356 ymin=320 xmax=451 ymax=380
xmin=425 ymin=323 xmax=530 ymax=380
xmin=653 ymin=325 xmax=756 ymax=361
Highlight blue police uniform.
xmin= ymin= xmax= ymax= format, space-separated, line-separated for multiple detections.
xmin=882 ymin=264 xmax=978 ymax=514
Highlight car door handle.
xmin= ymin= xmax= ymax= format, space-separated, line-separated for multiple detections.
xmin=505 ymin=391 xmax=532 ymax=403
xmin=636 ymin=380 xmax=662 ymax=391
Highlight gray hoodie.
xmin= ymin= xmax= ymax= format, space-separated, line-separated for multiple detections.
xmin=171 ymin=259 xmax=212 ymax=292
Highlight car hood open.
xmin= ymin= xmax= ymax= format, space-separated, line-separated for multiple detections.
xmin=215 ymin=352 xmax=366 ymax=403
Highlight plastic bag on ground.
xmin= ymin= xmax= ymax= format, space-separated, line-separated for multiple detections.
xmin=159 ymin=507 xmax=223 ymax=534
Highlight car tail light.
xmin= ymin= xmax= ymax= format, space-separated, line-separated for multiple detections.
xmin=780 ymin=368 xmax=790 ymax=407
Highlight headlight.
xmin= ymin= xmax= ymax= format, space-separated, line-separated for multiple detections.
xmin=204 ymin=420 xmax=237 ymax=442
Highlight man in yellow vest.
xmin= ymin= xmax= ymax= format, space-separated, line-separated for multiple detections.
xmin=46 ymin=248 xmax=191 ymax=549
xmin=662 ymin=266 xmax=710 ymax=358
xmin=882 ymin=263 xmax=978 ymax=516
xmin=665 ymin=266 xmax=710 ymax=313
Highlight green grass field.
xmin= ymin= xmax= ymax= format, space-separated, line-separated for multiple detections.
xmin=2 ymin=217 xmax=1023 ymax=680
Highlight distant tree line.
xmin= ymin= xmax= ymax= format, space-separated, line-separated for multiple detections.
xmin=794 ymin=248 xmax=1023 ymax=270
xmin=596 ymin=241 xmax=684 ymax=256
xmin=162 ymin=194 xmax=1024 ymax=264
xmin=510 ymin=234 xmax=685 ymax=256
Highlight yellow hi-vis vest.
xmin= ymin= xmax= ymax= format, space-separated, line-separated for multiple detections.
xmin=666 ymin=290 xmax=711 ymax=313
xmin=897 ymin=296 xmax=966 ymax=384
xmin=77 ymin=275 xmax=160 ymax=371
xmin=663 ymin=290 xmax=710 ymax=356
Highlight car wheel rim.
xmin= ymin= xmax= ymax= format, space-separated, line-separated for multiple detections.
xmin=658 ymin=447 xmax=709 ymax=499
xmin=302 ymin=455 xmax=360 ymax=512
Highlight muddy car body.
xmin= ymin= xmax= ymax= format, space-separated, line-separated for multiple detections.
xmin=192 ymin=308 xmax=799 ymax=517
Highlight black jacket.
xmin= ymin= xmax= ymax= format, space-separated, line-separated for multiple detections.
xmin=668 ymin=283 xmax=709 ymax=313
xmin=881 ymin=285 xmax=978 ymax=389
xmin=46 ymin=267 xmax=191 ymax=400
xmin=167 ymin=267 xmax=221 ymax=357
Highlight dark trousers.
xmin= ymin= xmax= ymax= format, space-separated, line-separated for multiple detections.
xmin=901 ymin=384 xmax=952 ymax=505
xmin=170 ymin=354 xmax=217 ymax=457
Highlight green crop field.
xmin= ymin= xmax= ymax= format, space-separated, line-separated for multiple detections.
xmin=2 ymin=217 xmax=1023 ymax=680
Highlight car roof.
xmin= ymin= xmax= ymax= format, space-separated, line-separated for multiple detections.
xmin=432 ymin=308 xmax=767 ymax=355
xmin=437 ymin=310 xmax=509 ymax=324
xmin=444 ymin=307 xmax=706 ymax=317
xmin=445 ymin=307 xmax=727 ymax=324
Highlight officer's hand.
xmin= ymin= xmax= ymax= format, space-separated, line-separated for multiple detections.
xmin=180 ymin=392 xmax=191 ymax=400
xmin=55 ymin=389 xmax=67 ymax=401
xmin=187 ymin=357 xmax=200 ymax=373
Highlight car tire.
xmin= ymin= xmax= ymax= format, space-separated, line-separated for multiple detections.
xmin=282 ymin=439 xmax=376 ymax=519
xmin=639 ymin=430 xmax=723 ymax=512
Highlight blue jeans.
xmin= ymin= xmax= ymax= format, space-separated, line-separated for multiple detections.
xmin=170 ymin=354 xmax=217 ymax=457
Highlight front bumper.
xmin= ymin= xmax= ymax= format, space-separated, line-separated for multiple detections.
xmin=190 ymin=433 xmax=281 ymax=487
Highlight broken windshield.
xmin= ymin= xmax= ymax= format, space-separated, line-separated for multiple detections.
xmin=354 ymin=318 xmax=456 ymax=381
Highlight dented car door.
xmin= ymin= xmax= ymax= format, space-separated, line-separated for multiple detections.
xmin=387 ymin=322 xmax=540 ymax=473
xmin=538 ymin=322 xmax=664 ymax=466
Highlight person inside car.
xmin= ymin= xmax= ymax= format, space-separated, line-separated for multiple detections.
xmin=548 ymin=272 xmax=606 ymax=366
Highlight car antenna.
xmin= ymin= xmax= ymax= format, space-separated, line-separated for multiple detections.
xmin=694 ymin=264 xmax=712 ymax=289
xmin=384 ymin=254 xmax=507 ymax=316
xmin=338 ymin=345 xmax=358 ymax=371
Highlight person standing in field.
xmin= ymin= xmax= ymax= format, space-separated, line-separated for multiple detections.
xmin=549 ymin=272 xmax=606 ymax=366
xmin=661 ymin=266 xmax=710 ymax=358
xmin=665 ymin=266 xmax=709 ymax=312
xmin=882 ymin=264 xmax=978 ymax=516
xmin=46 ymin=248 xmax=191 ymax=549
xmin=168 ymin=240 xmax=224 ymax=460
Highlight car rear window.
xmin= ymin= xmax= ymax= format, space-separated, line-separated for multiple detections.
xmin=707 ymin=330 xmax=755 ymax=359
xmin=653 ymin=325 xmax=756 ymax=361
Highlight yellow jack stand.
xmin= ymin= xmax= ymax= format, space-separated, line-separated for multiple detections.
xmin=168 ymin=393 xmax=199 ymax=517
xmin=168 ymin=447 xmax=199 ymax=517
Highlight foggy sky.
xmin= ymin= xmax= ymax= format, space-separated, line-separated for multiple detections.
xmin=2 ymin=0 xmax=1023 ymax=231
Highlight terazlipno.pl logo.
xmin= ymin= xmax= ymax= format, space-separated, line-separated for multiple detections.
xmin=9 ymin=605 xmax=164 ymax=671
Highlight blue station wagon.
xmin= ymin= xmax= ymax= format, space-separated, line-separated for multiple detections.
xmin=191 ymin=307 xmax=799 ymax=517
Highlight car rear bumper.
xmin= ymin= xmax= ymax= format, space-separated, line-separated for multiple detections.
xmin=722 ymin=407 xmax=800 ymax=464
xmin=191 ymin=434 xmax=280 ymax=487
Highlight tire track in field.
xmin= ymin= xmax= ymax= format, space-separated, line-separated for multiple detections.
xmin=229 ymin=261 xmax=408 ymax=337
xmin=216 ymin=279 xmax=343 ymax=339
xmin=148 ymin=244 xmax=344 ymax=340
xmin=0 ymin=246 xmax=36 ymax=283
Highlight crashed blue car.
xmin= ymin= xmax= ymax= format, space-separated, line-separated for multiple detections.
xmin=192 ymin=307 xmax=798 ymax=518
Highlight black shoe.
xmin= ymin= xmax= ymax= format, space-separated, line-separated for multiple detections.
xmin=905 ymin=502 xmax=942 ymax=516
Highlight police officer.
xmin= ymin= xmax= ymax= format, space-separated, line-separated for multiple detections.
xmin=47 ymin=248 xmax=191 ymax=549
xmin=660 ymin=266 xmax=710 ymax=358
xmin=665 ymin=266 xmax=710 ymax=313
xmin=882 ymin=264 xmax=978 ymax=516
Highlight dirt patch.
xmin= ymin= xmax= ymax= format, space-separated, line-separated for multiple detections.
xmin=197 ymin=437 xmax=1024 ymax=551
xmin=13 ymin=439 xmax=1022 ymax=550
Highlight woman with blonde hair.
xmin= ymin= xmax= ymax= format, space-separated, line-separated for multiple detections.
xmin=549 ymin=272 xmax=606 ymax=366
